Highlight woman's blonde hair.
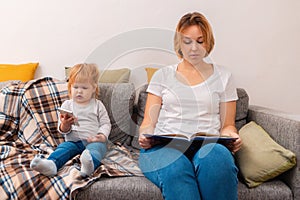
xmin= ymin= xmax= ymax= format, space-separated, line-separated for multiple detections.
xmin=174 ymin=12 xmax=215 ymax=58
xmin=68 ymin=63 xmax=100 ymax=99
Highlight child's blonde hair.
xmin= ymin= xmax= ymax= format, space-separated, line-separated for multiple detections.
xmin=68 ymin=63 xmax=100 ymax=99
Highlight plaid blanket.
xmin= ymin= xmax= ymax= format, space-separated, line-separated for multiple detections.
xmin=0 ymin=77 xmax=142 ymax=200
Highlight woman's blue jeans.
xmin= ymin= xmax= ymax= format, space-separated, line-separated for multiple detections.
xmin=48 ymin=140 xmax=107 ymax=170
xmin=139 ymin=143 xmax=238 ymax=200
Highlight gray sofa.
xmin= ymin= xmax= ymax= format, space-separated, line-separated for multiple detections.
xmin=75 ymin=83 xmax=299 ymax=200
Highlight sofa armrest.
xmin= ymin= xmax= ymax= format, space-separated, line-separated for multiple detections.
xmin=247 ymin=105 xmax=300 ymax=199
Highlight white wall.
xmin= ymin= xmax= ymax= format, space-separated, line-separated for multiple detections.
xmin=0 ymin=0 xmax=299 ymax=116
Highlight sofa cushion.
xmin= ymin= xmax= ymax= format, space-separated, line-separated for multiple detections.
xmin=98 ymin=83 xmax=135 ymax=144
xmin=235 ymin=88 xmax=249 ymax=130
xmin=0 ymin=63 xmax=39 ymax=82
xmin=131 ymin=86 xmax=249 ymax=149
xmin=145 ymin=67 xmax=159 ymax=83
xmin=235 ymin=121 xmax=296 ymax=188
xmin=99 ymin=68 xmax=131 ymax=83
xmin=75 ymin=176 xmax=163 ymax=200
xmin=131 ymin=84 xmax=148 ymax=149
xmin=238 ymin=180 xmax=293 ymax=200
xmin=65 ymin=67 xmax=131 ymax=83
xmin=75 ymin=170 xmax=293 ymax=200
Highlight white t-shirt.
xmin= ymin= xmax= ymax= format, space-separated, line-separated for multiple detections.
xmin=147 ymin=64 xmax=238 ymax=137
xmin=58 ymin=99 xmax=111 ymax=142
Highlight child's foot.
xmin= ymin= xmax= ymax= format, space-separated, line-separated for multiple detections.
xmin=80 ymin=150 xmax=94 ymax=177
xmin=30 ymin=157 xmax=57 ymax=176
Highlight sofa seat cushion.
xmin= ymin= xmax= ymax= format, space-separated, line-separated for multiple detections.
xmin=76 ymin=177 xmax=292 ymax=200
xmin=75 ymin=176 xmax=163 ymax=200
xmin=238 ymin=180 xmax=293 ymax=200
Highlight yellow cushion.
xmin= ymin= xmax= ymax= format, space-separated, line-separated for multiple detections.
xmin=235 ymin=121 xmax=296 ymax=188
xmin=0 ymin=63 xmax=39 ymax=82
xmin=145 ymin=67 xmax=159 ymax=83
xmin=65 ymin=67 xmax=131 ymax=83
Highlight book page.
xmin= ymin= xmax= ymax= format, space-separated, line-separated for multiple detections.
xmin=192 ymin=132 xmax=219 ymax=138
xmin=144 ymin=133 xmax=238 ymax=142
xmin=159 ymin=133 xmax=188 ymax=139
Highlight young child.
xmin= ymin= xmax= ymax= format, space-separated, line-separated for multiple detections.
xmin=30 ymin=63 xmax=111 ymax=177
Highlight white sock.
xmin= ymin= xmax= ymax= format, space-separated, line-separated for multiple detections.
xmin=30 ymin=157 xmax=57 ymax=176
xmin=80 ymin=149 xmax=94 ymax=177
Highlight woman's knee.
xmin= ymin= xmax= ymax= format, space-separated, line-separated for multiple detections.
xmin=192 ymin=143 xmax=238 ymax=185
xmin=139 ymin=146 xmax=192 ymax=176
xmin=196 ymin=143 xmax=232 ymax=158
xmin=140 ymin=147 xmax=196 ymax=190
xmin=193 ymin=143 xmax=236 ymax=171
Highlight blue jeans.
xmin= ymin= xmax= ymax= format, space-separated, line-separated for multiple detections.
xmin=48 ymin=140 xmax=107 ymax=170
xmin=139 ymin=143 xmax=238 ymax=200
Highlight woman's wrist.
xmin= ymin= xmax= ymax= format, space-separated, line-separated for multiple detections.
xmin=139 ymin=124 xmax=155 ymax=136
xmin=221 ymin=125 xmax=238 ymax=136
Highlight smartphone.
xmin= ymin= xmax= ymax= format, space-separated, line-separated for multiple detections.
xmin=57 ymin=107 xmax=74 ymax=117
xmin=57 ymin=107 xmax=80 ymax=126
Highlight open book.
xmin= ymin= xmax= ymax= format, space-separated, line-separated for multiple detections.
xmin=143 ymin=132 xmax=238 ymax=144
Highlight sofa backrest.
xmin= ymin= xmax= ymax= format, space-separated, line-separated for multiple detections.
xmin=98 ymin=83 xmax=135 ymax=144
xmin=236 ymin=88 xmax=249 ymax=130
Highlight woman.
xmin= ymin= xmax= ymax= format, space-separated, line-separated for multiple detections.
xmin=138 ymin=12 xmax=242 ymax=200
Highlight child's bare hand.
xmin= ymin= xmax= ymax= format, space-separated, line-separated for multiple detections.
xmin=59 ymin=114 xmax=77 ymax=132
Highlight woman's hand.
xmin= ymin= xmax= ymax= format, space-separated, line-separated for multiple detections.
xmin=222 ymin=131 xmax=242 ymax=153
xmin=220 ymin=101 xmax=242 ymax=153
xmin=138 ymin=93 xmax=162 ymax=149
xmin=86 ymin=134 xmax=107 ymax=143
xmin=138 ymin=134 xmax=157 ymax=149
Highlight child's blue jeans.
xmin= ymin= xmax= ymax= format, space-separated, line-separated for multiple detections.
xmin=48 ymin=140 xmax=107 ymax=170
xmin=139 ymin=143 xmax=238 ymax=200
